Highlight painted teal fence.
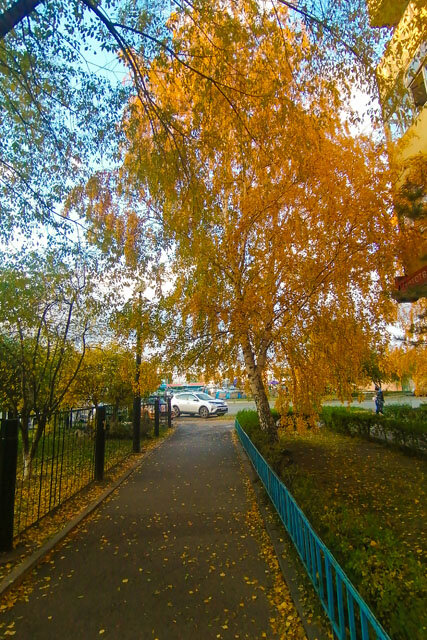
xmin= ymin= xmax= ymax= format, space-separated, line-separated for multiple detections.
xmin=235 ymin=419 xmax=391 ymax=640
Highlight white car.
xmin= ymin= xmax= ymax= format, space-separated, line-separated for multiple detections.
xmin=171 ymin=392 xmax=228 ymax=418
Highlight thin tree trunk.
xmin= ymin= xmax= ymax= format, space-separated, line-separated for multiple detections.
xmin=17 ymin=403 xmax=33 ymax=477
xmin=25 ymin=415 xmax=47 ymax=478
xmin=132 ymin=295 xmax=142 ymax=452
xmin=241 ymin=337 xmax=277 ymax=439
xmin=112 ymin=402 xmax=119 ymax=429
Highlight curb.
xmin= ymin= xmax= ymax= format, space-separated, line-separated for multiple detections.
xmin=234 ymin=434 xmax=329 ymax=640
xmin=0 ymin=434 xmax=169 ymax=600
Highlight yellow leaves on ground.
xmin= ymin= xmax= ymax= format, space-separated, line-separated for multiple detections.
xmin=234 ymin=433 xmax=307 ymax=640
xmin=0 ymin=431 xmax=174 ymax=597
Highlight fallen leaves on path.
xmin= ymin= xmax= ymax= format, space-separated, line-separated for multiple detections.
xmin=233 ymin=431 xmax=307 ymax=639
xmin=0 ymin=431 xmax=174 ymax=589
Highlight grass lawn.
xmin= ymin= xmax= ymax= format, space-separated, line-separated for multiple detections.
xmin=279 ymin=429 xmax=425 ymax=551
xmin=239 ymin=412 xmax=426 ymax=640
xmin=279 ymin=431 xmax=426 ymax=640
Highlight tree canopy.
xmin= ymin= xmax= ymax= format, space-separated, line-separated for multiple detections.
xmin=114 ymin=0 xmax=397 ymax=433
xmin=1 ymin=0 xmax=404 ymax=436
xmin=0 ymin=0 xmax=391 ymax=240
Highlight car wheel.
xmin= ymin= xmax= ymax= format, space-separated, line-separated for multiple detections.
xmin=172 ymin=405 xmax=180 ymax=417
xmin=199 ymin=406 xmax=210 ymax=418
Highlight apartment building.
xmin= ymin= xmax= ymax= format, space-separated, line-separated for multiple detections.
xmin=368 ymin=0 xmax=426 ymax=302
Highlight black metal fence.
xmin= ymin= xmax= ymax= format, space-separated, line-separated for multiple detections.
xmin=0 ymin=398 xmax=172 ymax=551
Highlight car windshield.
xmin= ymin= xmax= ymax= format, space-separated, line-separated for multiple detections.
xmin=195 ymin=393 xmax=214 ymax=400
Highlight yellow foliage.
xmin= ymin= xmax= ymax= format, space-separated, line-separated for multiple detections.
xmin=120 ymin=0 xmax=397 ymax=424
xmin=386 ymin=299 xmax=426 ymax=395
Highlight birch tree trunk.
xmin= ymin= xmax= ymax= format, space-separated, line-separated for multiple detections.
xmin=241 ymin=337 xmax=277 ymax=438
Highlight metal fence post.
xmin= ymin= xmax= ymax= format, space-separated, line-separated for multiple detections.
xmin=0 ymin=418 xmax=19 ymax=552
xmin=94 ymin=406 xmax=106 ymax=482
xmin=167 ymin=397 xmax=172 ymax=428
xmin=133 ymin=395 xmax=141 ymax=453
xmin=154 ymin=398 xmax=160 ymax=437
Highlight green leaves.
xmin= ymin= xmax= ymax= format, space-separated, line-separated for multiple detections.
xmin=0 ymin=249 xmax=97 ymax=462
xmin=0 ymin=0 xmax=155 ymax=239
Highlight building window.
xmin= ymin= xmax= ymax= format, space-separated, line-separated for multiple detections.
xmin=384 ymin=88 xmax=416 ymax=139
xmin=405 ymin=43 xmax=427 ymax=109
xmin=408 ymin=64 xmax=427 ymax=107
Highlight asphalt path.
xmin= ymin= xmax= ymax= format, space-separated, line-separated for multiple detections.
xmin=0 ymin=421 xmax=303 ymax=640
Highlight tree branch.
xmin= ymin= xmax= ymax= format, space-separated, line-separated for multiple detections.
xmin=276 ymin=0 xmax=368 ymax=68
xmin=0 ymin=0 xmax=42 ymax=39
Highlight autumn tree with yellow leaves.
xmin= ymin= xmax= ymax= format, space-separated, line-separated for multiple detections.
xmin=385 ymin=297 xmax=427 ymax=395
xmin=114 ymin=1 xmax=398 ymax=435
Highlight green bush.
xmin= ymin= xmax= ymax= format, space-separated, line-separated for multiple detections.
xmin=320 ymin=405 xmax=426 ymax=452
xmin=236 ymin=409 xmax=293 ymax=475
xmin=106 ymin=420 xmax=132 ymax=440
xmin=384 ymin=403 xmax=426 ymax=421
xmin=236 ymin=409 xmax=276 ymax=456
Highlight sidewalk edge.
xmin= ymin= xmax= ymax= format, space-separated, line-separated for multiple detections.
xmin=0 ymin=436 xmax=167 ymax=600
xmin=234 ymin=434 xmax=329 ymax=640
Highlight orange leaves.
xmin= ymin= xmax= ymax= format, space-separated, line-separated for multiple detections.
xmin=118 ymin=0 xmax=398 ymax=418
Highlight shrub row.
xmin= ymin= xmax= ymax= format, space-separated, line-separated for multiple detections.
xmin=235 ymin=409 xmax=288 ymax=474
xmin=320 ymin=405 xmax=427 ymax=452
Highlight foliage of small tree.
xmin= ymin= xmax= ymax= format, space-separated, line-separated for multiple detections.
xmin=0 ymin=0 xmax=169 ymax=238
xmin=387 ymin=343 xmax=427 ymax=396
xmin=0 ymin=251 xmax=93 ymax=471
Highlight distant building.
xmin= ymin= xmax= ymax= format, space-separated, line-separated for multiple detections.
xmin=367 ymin=0 xmax=426 ymax=301
xmin=159 ymin=382 xmax=205 ymax=394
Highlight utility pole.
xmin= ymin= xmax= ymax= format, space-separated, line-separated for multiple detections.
xmin=132 ymin=293 xmax=142 ymax=453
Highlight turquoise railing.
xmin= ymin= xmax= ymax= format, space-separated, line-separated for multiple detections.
xmin=235 ymin=419 xmax=391 ymax=640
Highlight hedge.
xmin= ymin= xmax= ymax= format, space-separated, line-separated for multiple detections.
xmin=320 ymin=405 xmax=427 ymax=452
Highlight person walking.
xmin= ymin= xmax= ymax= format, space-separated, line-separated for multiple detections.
xmin=375 ymin=385 xmax=384 ymax=415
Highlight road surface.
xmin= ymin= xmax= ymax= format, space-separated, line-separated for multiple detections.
xmin=225 ymin=394 xmax=425 ymax=416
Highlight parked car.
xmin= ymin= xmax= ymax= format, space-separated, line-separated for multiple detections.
xmin=171 ymin=392 xmax=228 ymax=418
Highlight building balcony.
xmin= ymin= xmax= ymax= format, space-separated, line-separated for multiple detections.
xmin=393 ymin=267 xmax=427 ymax=302
xmin=376 ymin=2 xmax=426 ymax=103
